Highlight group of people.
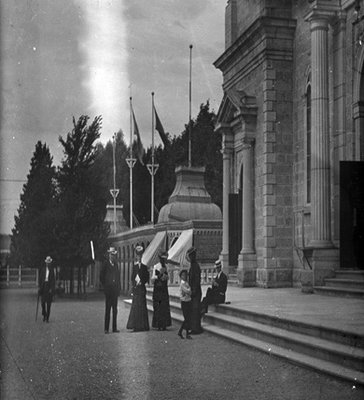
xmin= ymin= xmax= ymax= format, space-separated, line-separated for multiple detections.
xmin=38 ymin=244 xmax=228 ymax=339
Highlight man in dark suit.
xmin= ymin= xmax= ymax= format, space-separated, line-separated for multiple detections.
xmin=38 ymin=256 xmax=56 ymax=322
xmin=201 ymin=259 xmax=228 ymax=314
xmin=100 ymin=247 xmax=121 ymax=334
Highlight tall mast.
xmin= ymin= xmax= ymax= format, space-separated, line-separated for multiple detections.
xmin=126 ymin=95 xmax=136 ymax=229
xmin=147 ymin=92 xmax=158 ymax=224
xmin=109 ymin=133 xmax=119 ymax=235
xmin=188 ymin=44 xmax=193 ymax=168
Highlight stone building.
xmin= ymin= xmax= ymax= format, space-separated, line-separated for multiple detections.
xmin=214 ymin=0 xmax=364 ymax=288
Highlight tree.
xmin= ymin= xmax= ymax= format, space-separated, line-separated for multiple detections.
xmin=10 ymin=141 xmax=56 ymax=269
xmin=56 ymin=115 xmax=109 ymax=294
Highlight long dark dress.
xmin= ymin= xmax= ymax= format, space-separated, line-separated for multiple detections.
xmin=188 ymin=260 xmax=203 ymax=334
xmin=126 ymin=262 xmax=150 ymax=331
xmin=151 ymin=265 xmax=172 ymax=330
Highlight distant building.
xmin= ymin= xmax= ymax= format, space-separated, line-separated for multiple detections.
xmin=214 ymin=0 xmax=364 ymax=287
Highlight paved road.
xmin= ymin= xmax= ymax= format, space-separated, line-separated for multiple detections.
xmin=0 ymin=289 xmax=363 ymax=400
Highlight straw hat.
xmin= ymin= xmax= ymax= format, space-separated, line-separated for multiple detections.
xmin=135 ymin=245 xmax=144 ymax=255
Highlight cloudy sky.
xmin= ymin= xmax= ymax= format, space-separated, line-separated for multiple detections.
xmin=0 ymin=0 xmax=226 ymax=234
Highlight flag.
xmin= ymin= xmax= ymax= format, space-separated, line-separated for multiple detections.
xmin=154 ymin=106 xmax=169 ymax=148
xmin=132 ymin=108 xmax=145 ymax=165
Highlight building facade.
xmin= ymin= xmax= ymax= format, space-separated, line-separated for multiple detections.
xmin=214 ymin=0 xmax=364 ymax=287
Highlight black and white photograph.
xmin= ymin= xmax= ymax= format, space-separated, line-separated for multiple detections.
xmin=1 ymin=1 xmax=364 ymax=399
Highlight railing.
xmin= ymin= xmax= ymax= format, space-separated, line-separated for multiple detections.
xmin=166 ymin=264 xmax=216 ymax=286
xmin=0 ymin=266 xmax=38 ymax=287
xmin=293 ymin=209 xmax=312 ymax=270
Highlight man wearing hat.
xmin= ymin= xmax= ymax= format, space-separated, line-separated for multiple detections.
xmin=186 ymin=246 xmax=203 ymax=334
xmin=201 ymin=259 xmax=227 ymax=315
xmin=100 ymin=247 xmax=121 ymax=333
xmin=38 ymin=256 xmax=56 ymax=322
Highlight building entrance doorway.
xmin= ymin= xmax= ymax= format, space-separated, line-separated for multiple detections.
xmin=340 ymin=161 xmax=364 ymax=269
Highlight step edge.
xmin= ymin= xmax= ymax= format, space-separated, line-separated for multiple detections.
xmin=206 ymin=325 xmax=364 ymax=386
xmin=203 ymin=313 xmax=364 ymax=358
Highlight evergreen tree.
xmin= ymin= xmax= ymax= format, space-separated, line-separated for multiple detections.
xmin=55 ymin=115 xmax=109 ymax=294
xmin=10 ymin=141 xmax=56 ymax=268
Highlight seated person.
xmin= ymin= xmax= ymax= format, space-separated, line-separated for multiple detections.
xmin=201 ymin=259 xmax=227 ymax=314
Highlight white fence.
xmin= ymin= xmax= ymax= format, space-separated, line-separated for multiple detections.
xmin=0 ymin=266 xmax=38 ymax=288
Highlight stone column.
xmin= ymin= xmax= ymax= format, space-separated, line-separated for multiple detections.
xmin=332 ymin=14 xmax=346 ymax=244
xmin=353 ymin=102 xmax=364 ymax=161
xmin=241 ymin=138 xmax=254 ymax=253
xmin=237 ymin=136 xmax=257 ymax=287
xmin=217 ymin=125 xmax=233 ymax=271
xmin=305 ymin=7 xmax=340 ymax=284
xmin=309 ymin=15 xmax=332 ymax=248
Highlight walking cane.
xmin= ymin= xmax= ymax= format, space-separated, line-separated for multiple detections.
xmin=35 ymin=291 xmax=40 ymax=321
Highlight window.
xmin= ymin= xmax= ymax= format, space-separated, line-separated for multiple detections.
xmin=306 ymin=84 xmax=311 ymax=204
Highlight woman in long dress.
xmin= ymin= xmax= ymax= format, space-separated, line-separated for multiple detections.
xmin=187 ymin=246 xmax=203 ymax=334
xmin=151 ymin=252 xmax=171 ymax=330
xmin=126 ymin=246 xmax=150 ymax=332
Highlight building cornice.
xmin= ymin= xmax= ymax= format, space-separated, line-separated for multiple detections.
xmin=214 ymin=15 xmax=296 ymax=73
xmin=305 ymin=0 xmax=341 ymax=21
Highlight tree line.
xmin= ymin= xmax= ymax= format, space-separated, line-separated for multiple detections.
xmin=10 ymin=102 xmax=222 ymax=294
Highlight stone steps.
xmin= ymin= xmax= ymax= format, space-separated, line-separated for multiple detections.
xmin=227 ymin=273 xmax=239 ymax=287
xmin=313 ymin=286 xmax=364 ymax=299
xmin=314 ymin=269 xmax=364 ymax=299
xmin=124 ymin=289 xmax=364 ymax=386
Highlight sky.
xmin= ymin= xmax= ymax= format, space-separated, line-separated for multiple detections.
xmin=0 ymin=0 xmax=226 ymax=235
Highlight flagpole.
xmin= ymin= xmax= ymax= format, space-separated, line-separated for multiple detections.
xmin=110 ymin=133 xmax=119 ymax=235
xmin=147 ymin=92 xmax=159 ymax=224
xmin=151 ymin=92 xmax=155 ymax=223
xmin=126 ymin=96 xmax=136 ymax=229
xmin=188 ymin=44 xmax=193 ymax=168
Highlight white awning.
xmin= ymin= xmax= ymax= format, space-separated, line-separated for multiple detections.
xmin=141 ymin=231 xmax=167 ymax=268
xmin=167 ymin=229 xmax=193 ymax=269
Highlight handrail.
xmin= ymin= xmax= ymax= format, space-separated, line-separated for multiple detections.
xmin=293 ymin=209 xmax=312 ymax=270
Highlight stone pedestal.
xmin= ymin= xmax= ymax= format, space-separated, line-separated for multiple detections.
xmin=157 ymin=166 xmax=222 ymax=222
xmin=311 ymin=248 xmax=339 ymax=286
xmin=237 ymin=253 xmax=257 ymax=287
